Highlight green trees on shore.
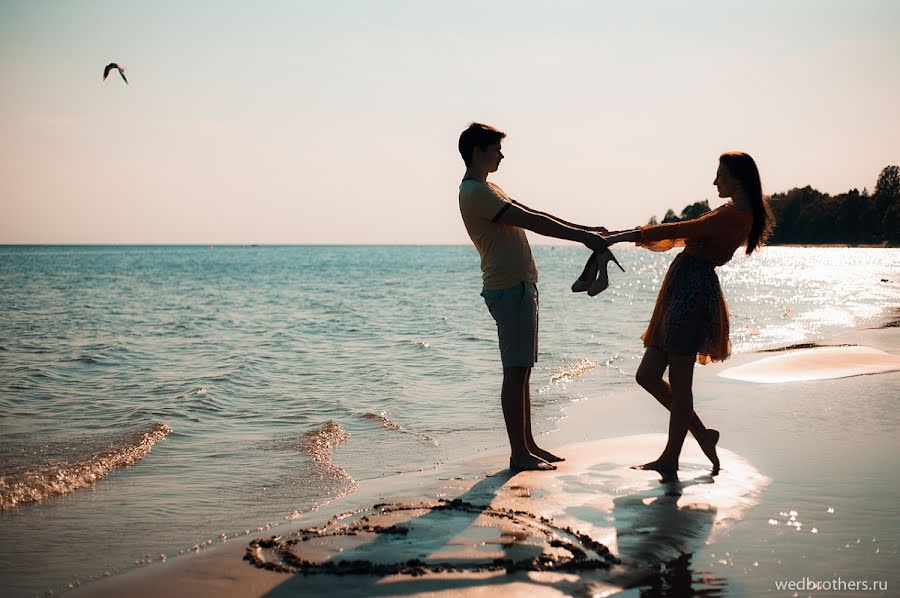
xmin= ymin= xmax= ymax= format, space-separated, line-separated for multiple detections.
xmin=647 ymin=165 xmax=899 ymax=246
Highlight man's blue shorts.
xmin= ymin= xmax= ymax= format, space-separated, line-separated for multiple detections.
xmin=481 ymin=281 xmax=539 ymax=368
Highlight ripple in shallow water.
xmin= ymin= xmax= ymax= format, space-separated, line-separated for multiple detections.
xmin=550 ymin=359 xmax=599 ymax=382
xmin=294 ymin=421 xmax=358 ymax=501
xmin=359 ymin=411 xmax=404 ymax=431
xmin=0 ymin=422 xmax=171 ymax=510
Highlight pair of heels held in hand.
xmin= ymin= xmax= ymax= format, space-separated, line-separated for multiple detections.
xmin=571 ymin=249 xmax=625 ymax=296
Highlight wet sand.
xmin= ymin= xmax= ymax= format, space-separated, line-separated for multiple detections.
xmin=75 ymin=436 xmax=768 ymax=597
xmin=719 ymin=346 xmax=900 ymax=383
xmin=75 ymin=325 xmax=900 ymax=597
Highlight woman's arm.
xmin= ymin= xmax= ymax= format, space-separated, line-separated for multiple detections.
xmin=629 ymin=207 xmax=744 ymax=252
xmin=597 ymin=212 xmax=724 ymax=247
xmin=639 ymin=207 xmax=729 ymax=243
xmin=603 ymin=228 xmax=641 ymax=245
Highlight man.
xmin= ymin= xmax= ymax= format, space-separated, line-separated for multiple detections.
xmin=457 ymin=122 xmax=609 ymax=472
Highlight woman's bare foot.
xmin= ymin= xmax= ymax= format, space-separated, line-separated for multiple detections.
xmin=531 ymin=446 xmax=565 ymax=463
xmin=699 ymin=428 xmax=721 ymax=474
xmin=509 ymin=454 xmax=556 ymax=472
xmin=633 ymin=459 xmax=679 ymax=481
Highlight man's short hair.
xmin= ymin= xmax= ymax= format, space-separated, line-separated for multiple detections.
xmin=458 ymin=122 xmax=506 ymax=166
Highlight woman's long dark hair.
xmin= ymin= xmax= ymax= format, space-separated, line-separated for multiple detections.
xmin=720 ymin=152 xmax=774 ymax=255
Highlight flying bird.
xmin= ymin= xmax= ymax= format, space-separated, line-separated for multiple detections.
xmin=103 ymin=63 xmax=128 ymax=84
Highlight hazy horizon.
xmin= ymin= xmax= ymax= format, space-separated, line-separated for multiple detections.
xmin=2 ymin=1 xmax=898 ymax=244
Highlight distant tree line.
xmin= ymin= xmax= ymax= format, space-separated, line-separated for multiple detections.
xmin=647 ymin=165 xmax=900 ymax=246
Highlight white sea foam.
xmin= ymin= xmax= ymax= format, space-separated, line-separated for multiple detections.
xmin=0 ymin=423 xmax=171 ymax=510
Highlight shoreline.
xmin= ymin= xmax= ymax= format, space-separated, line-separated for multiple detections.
xmin=73 ymin=313 xmax=900 ymax=597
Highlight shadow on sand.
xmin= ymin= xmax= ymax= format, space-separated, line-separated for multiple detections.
xmin=258 ymin=468 xmax=726 ymax=597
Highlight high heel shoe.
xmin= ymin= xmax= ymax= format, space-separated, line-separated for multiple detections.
xmin=588 ymin=249 xmax=625 ymax=296
xmin=571 ymin=253 xmax=598 ymax=293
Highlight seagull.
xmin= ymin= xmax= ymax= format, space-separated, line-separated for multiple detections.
xmin=103 ymin=63 xmax=128 ymax=84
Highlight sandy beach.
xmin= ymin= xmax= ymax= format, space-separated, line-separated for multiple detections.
xmin=72 ymin=320 xmax=899 ymax=597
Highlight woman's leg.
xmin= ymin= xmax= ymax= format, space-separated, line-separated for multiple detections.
xmin=639 ymin=354 xmax=696 ymax=477
xmin=657 ymin=354 xmax=696 ymax=467
xmin=636 ymin=347 xmax=719 ymax=472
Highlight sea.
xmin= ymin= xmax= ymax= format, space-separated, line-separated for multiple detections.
xmin=0 ymin=244 xmax=897 ymax=596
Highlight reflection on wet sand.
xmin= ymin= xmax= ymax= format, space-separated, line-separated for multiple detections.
xmin=603 ymin=476 xmax=727 ymax=596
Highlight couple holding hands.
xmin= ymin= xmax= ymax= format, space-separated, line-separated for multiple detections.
xmin=458 ymin=122 xmax=773 ymax=478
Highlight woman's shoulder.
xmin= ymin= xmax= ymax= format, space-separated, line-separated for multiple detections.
xmin=713 ymin=202 xmax=752 ymax=221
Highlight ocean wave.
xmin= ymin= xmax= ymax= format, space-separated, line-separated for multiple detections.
xmin=358 ymin=412 xmax=439 ymax=446
xmin=359 ymin=412 xmax=404 ymax=431
xmin=0 ymin=423 xmax=171 ymax=510
xmin=550 ymin=359 xmax=599 ymax=382
xmin=296 ymin=420 xmax=351 ymax=463
xmin=295 ymin=422 xmax=357 ymax=499
xmin=71 ymin=355 xmax=102 ymax=365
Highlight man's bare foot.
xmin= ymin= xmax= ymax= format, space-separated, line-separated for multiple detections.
xmin=509 ymin=454 xmax=556 ymax=472
xmin=530 ymin=446 xmax=565 ymax=463
xmin=699 ymin=428 xmax=721 ymax=475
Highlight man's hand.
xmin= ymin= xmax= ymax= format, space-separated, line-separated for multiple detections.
xmin=583 ymin=232 xmax=609 ymax=253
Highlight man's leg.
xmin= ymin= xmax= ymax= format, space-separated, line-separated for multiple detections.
xmin=503 ymin=366 xmax=555 ymax=471
xmin=523 ymin=369 xmax=564 ymax=462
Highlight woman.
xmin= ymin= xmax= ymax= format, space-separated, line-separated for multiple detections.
xmin=602 ymin=152 xmax=774 ymax=478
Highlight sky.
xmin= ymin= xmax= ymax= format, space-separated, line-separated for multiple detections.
xmin=1 ymin=0 xmax=898 ymax=244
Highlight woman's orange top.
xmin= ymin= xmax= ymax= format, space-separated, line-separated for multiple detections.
xmin=638 ymin=203 xmax=753 ymax=266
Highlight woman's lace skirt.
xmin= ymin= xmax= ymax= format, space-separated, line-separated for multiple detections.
xmin=641 ymin=252 xmax=731 ymax=365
